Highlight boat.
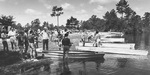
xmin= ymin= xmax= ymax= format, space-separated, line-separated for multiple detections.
xmin=36 ymin=48 xmax=105 ymax=58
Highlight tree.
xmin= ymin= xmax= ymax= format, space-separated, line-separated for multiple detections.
xmin=103 ymin=9 xmax=119 ymax=31
xmin=16 ymin=23 xmax=23 ymax=30
xmin=81 ymin=15 xmax=105 ymax=31
xmin=31 ymin=18 xmax=41 ymax=30
xmin=24 ymin=23 xmax=31 ymax=30
xmin=116 ymin=0 xmax=129 ymax=18
xmin=66 ymin=16 xmax=79 ymax=29
xmin=142 ymin=12 xmax=150 ymax=28
xmin=88 ymin=15 xmax=100 ymax=30
xmin=0 ymin=15 xmax=16 ymax=31
xmin=51 ymin=6 xmax=63 ymax=26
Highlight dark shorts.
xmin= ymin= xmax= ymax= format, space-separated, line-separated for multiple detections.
xmin=63 ymin=46 xmax=70 ymax=51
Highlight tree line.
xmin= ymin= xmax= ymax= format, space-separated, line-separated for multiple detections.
xmin=81 ymin=0 xmax=150 ymax=35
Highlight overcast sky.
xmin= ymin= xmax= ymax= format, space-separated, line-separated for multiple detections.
xmin=0 ymin=0 xmax=150 ymax=26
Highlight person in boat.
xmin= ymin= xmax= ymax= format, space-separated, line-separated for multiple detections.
xmin=62 ymin=33 xmax=72 ymax=59
xmin=93 ymin=31 xmax=102 ymax=47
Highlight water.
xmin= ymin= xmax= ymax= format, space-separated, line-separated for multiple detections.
xmin=3 ymin=53 xmax=148 ymax=75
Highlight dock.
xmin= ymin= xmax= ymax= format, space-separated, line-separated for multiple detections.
xmin=76 ymin=46 xmax=148 ymax=56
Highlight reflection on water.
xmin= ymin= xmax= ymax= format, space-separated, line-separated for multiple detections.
xmin=117 ymin=58 xmax=128 ymax=68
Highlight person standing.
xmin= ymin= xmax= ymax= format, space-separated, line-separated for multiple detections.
xmin=40 ymin=28 xmax=49 ymax=51
xmin=1 ymin=31 xmax=9 ymax=51
xmin=34 ymin=30 xmax=39 ymax=48
xmin=28 ymin=30 xmax=37 ymax=58
xmin=24 ymin=29 xmax=29 ymax=54
xmin=62 ymin=33 xmax=72 ymax=59
xmin=16 ymin=31 xmax=25 ymax=55
xmin=57 ymin=31 xmax=63 ymax=50
xmin=63 ymin=29 xmax=69 ymax=37
xmin=8 ymin=27 xmax=17 ymax=51
xmin=93 ymin=31 xmax=102 ymax=47
xmin=81 ymin=30 xmax=88 ymax=46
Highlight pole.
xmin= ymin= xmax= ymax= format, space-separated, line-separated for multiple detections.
xmin=57 ymin=16 xmax=59 ymax=26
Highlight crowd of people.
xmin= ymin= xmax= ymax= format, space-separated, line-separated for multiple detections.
xmin=0 ymin=26 xmax=72 ymax=59
xmin=0 ymin=26 xmax=102 ymax=60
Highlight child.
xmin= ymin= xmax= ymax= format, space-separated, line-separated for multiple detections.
xmin=1 ymin=31 xmax=9 ymax=51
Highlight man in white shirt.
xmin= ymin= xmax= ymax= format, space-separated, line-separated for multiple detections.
xmin=40 ymin=28 xmax=49 ymax=51
xmin=8 ymin=28 xmax=17 ymax=51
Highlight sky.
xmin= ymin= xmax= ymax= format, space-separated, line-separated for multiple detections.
xmin=0 ymin=0 xmax=150 ymax=26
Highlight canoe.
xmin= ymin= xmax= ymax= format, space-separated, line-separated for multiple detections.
xmin=79 ymin=42 xmax=135 ymax=49
xmin=76 ymin=46 xmax=148 ymax=56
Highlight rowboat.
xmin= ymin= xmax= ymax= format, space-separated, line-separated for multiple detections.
xmin=36 ymin=48 xmax=105 ymax=58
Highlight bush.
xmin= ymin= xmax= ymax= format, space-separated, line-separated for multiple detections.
xmin=0 ymin=51 xmax=22 ymax=66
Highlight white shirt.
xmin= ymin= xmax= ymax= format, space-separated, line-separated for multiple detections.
xmin=41 ymin=30 xmax=49 ymax=39
xmin=8 ymin=30 xmax=16 ymax=37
